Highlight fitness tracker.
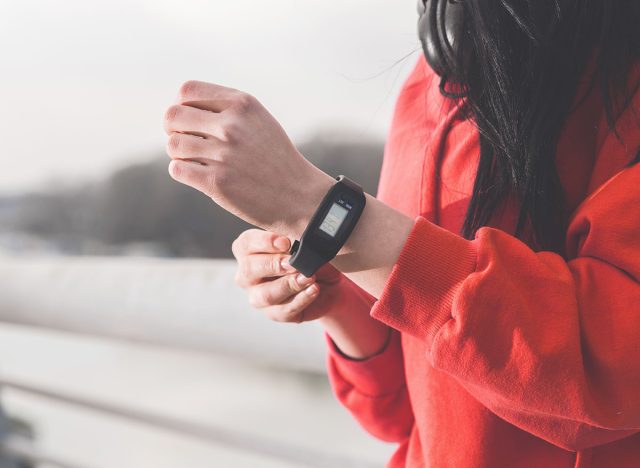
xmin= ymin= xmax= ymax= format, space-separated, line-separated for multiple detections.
xmin=288 ymin=175 xmax=366 ymax=277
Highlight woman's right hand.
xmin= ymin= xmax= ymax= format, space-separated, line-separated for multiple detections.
xmin=232 ymin=228 xmax=347 ymax=323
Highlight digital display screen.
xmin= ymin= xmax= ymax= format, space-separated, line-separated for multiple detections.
xmin=318 ymin=203 xmax=349 ymax=237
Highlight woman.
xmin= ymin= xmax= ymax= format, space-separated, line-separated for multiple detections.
xmin=163 ymin=1 xmax=640 ymax=466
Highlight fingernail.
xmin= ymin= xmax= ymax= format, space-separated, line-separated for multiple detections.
xmin=274 ymin=237 xmax=290 ymax=251
xmin=297 ymin=273 xmax=314 ymax=285
xmin=305 ymin=284 xmax=318 ymax=295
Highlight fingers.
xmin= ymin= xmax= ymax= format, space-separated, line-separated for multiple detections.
xmin=166 ymin=132 xmax=222 ymax=163
xmin=231 ymin=229 xmax=291 ymax=257
xmin=175 ymin=80 xmax=245 ymax=113
xmin=164 ymin=104 xmax=227 ymax=140
xmin=232 ymin=230 xmax=296 ymax=287
xmin=263 ymin=283 xmax=320 ymax=323
xmin=248 ymin=272 xmax=316 ymax=308
xmin=168 ymin=158 xmax=223 ymax=196
xmin=235 ymin=253 xmax=298 ymax=287
xmin=230 ymin=227 xmax=321 ymax=323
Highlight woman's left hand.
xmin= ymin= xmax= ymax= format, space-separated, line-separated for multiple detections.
xmin=163 ymin=80 xmax=333 ymax=238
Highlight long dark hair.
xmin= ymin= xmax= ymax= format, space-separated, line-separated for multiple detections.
xmin=442 ymin=1 xmax=640 ymax=253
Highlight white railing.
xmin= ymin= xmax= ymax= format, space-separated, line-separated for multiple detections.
xmin=0 ymin=256 xmax=326 ymax=373
xmin=0 ymin=256 xmax=386 ymax=468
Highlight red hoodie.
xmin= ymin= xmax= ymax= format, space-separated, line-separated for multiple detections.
xmin=325 ymin=55 xmax=640 ymax=467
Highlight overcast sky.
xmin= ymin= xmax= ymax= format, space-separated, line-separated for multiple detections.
xmin=0 ymin=0 xmax=419 ymax=194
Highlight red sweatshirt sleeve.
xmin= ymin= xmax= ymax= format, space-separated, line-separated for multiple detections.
xmin=325 ymin=280 xmax=415 ymax=443
xmin=369 ymin=162 xmax=640 ymax=451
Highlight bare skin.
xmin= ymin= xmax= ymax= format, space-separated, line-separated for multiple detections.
xmin=164 ymin=80 xmax=414 ymax=359
xmin=229 ymin=229 xmax=391 ymax=359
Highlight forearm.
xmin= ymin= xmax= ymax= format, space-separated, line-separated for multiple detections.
xmin=318 ymin=279 xmax=391 ymax=359
xmin=285 ymin=172 xmax=415 ymax=358
xmin=328 ymin=192 xmax=415 ymax=299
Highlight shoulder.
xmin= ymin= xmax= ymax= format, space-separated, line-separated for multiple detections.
xmin=390 ymin=55 xmax=439 ymax=123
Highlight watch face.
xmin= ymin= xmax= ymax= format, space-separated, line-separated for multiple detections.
xmin=307 ymin=193 xmax=361 ymax=256
xmin=318 ymin=202 xmax=350 ymax=237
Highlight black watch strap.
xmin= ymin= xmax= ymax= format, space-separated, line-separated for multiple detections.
xmin=288 ymin=240 xmax=326 ymax=277
xmin=288 ymin=175 xmax=366 ymax=277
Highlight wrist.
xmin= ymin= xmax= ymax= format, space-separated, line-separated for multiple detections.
xmin=284 ymin=166 xmax=335 ymax=239
xmin=320 ymin=311 xmax=391 ymax=360
xmin=319 ymin=282 xmax=391 ymax=360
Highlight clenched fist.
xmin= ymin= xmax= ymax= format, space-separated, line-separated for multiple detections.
xmin=163 ymin=80 xmax=334 ymax=238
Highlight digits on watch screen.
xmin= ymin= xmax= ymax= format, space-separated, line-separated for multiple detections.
xmin=318 ymin=201 xmax=350 ymax=237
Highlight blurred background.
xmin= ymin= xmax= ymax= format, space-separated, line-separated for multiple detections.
xmin=0 ymin=1 xmax=419 ymax=466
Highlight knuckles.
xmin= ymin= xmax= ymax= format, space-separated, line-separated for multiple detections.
xmin=230 ymin=238 xmax=241 ymax=259
xmin=287 ymin=274 xmax=301 ymax=294
xmin=233 ymin=92 xmax=256 ymax=114
xmin=236 ymin=260 xmax=253 ymax=284
xmin=173 ymin=82 xmax=257 ymax=144
xmin=176 ymin=80 xmax=257 ymax=114
xmin=167 ymin=133 xmax=209 ymax=159
xmin=258 ymin=289 xmax=274 ymax=307
xmin=164 ymin=105 xmax=181 ymax=128
xmin=204 ymin=165 xmax=228 ymax=193
xmin=167 ymin=160 xmax=182 ymax=180
xmin=167 ymin=133 xmax=181 ymax=152
xmin=234 ymin=270 xmax=249 ymax=289
xmin=269 ymin=255 xmax=282 ymax=276
xmin=233 ymin=259 xmax=258 ymax=289
xmin=231 ymin=232 xmax=251 ymax=261
xmin=219 ymin=120 xmax=240 ymax=143
xmin=178 ymin=80 xmax=202 ymax=101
